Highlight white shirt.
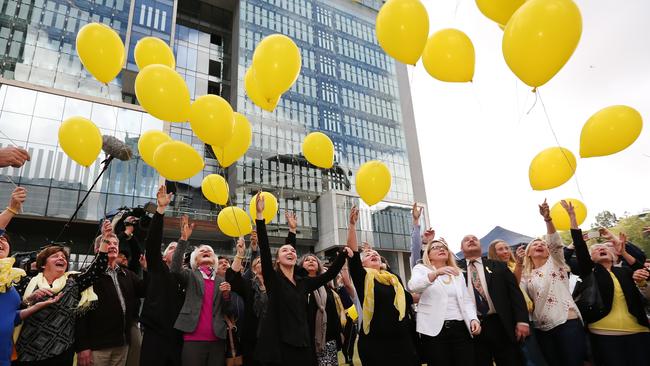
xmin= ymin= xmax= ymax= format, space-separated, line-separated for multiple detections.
xmin=443 ymin=278 xmax=464 ymax=321
xmin=465 ymin=258 xmax=496 ymax=315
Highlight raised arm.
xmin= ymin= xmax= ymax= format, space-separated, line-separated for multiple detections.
xmin=243 ymin=231 xmax=258 ymax=281
xmin=0 ymin=187 xmax=26 ymax=231
xmin=285 ymin=211 xmax=297 ymax=247
xmin=410 ymin=202 xmax=423 ymax=268
xmin=561 ymin=200 xmax=593 ymax=276
xmin=231 ymin=237 xmax=246 ymax=273
xmin=76 ymin=220 xmax=111 ymax=291
xmin=347 ymin=206 xmax=359 ymax=252
xmin=256 ymin=194 xmax=276 ymax=292
xmin=170 ymin=215 xmax=194 ymax=286
xmin=539 ymin=199 xmax=556 ymax=235
xmin=145 ymin=185 xmax=171 ymax=273
xmin=304 ymin=248 xmax=353 ymax=292
xmin=539 ymin=199 xmax=565 ymax=261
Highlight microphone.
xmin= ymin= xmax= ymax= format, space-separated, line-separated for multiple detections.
xmin=102 ymin=135 xmax=133 ymax=161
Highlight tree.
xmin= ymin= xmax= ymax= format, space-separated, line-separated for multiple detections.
xmin=610 ymin=214 xmax=650 ymax=257
xmin=592 ymin=211 xmax=618 ymax=229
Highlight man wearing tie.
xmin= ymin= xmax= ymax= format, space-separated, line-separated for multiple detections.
xmin=459 ymin=235 xmax=530 ymax=366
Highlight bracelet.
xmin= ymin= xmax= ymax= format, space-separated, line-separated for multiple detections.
xmin=5 ymin=207 xmax=18 ymax=215
xmin=544 ymin=218 xmax=552 ymax=222
xmin=235 ymin=255 xmax=246 ymax=260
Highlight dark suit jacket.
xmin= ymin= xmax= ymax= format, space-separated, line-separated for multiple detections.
xmin=571 ymin=229 xmax=648 ymax=327
xmin=458 ymin=258 xmax=529 ymax=343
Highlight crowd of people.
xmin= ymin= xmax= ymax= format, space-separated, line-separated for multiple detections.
xmin=0 ymin=145 xmax=649 ymax=366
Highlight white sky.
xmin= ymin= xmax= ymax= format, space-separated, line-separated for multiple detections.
xmin=410 ymin=0 xmax=650 ymax=252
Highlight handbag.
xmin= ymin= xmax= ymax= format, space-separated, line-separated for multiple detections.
xmin=572 ymin=271 xmax=607 ymax=323
xmin=225 ymin=316 xmax=243 ymax=366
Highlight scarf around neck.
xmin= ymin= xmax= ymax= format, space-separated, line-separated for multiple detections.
xmin=362 ymin=268 xmax=406 ymax=335
xmin=23 ymin=272 xmax=98 ymax=309
xmin=0 ymin=257 xmax=25 ymax=293
xmin=312 ymin=286 xmax=328 ymax=353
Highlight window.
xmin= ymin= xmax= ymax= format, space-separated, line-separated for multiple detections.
xmin=209 ymin=60 xmax=222 ymax=78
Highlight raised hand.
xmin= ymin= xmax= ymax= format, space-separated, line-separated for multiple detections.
xmin=180 ymin=215 xmax=195 ymax=241
xmin=101 ymin=219 xmax=113 ymax=238
xmin=422 ymin=228 xmax=435 ymax=244
xmin=156 ymin=185 xmax=173 ymax=213
xmin=349 ymin=206 xmax=359 ymax=226
xmin=236 ymin=237 xmax=245 ymax=257
xmin=515 ymin=245 xmax=526 ymax=264
xmin=8 ymin=187 xmax=26 ymax=213
xmin=285 ymin=211 xmax=298 ymax=232
xmin=250 ymin=230 xmax=258 ymax=251
xmin=560 ymin=200 xmax=574 ymax=217
xmin=412 ymin=202 xmax=423 ymax=224
xmin=341 ymin=247 xmax=353 ymax=258
xmin=255 ymin=192 xmax=265 ymax=220
xmin=538 ymin=199 xmax=550 ymax=220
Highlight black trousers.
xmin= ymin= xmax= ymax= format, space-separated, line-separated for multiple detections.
xmin=535 ymin=319 xmax=586 ymax=366
xmin=589 ymin=332 xmax=650 ymax=366
xmin=341 ymin=316 xmax=358 ymax=363
xmin=262 ymin=342 xmax=315 ymax=366
xmin=140 ymin=329 xmax=183 ymax=366
xmin=357 ymin=333 xmax=419 ymax=366
xmin=13 ymin=348 xmax=74 ymax=366
xmin=421 ymin=320 xmax=474 ymax=366
xmin=474 ymin=314 xmax=524 ymax=366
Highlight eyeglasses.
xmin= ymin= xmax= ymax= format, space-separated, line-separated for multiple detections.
xmin=430 ymin=245 xmax=448 ymax=252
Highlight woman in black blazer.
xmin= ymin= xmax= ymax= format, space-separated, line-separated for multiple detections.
xmin=562 ymin=201 xmax=649 ymax=366
xmin=253 ymin=194 xmax=351 ymax=366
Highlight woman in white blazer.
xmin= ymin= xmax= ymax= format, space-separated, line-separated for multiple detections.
xmin=408 ymin=239 xmax=481 ymax=366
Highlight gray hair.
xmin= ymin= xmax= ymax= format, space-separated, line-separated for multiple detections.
xmin=163 ymin=241 xmax=178 ymax=257
xmin=189 ymin=245 xmax=215 ymax=270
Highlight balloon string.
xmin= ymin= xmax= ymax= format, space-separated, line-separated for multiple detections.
xmin=537 ymin=91 xmax=585 ymax=202
xmin=526 ymin=89 xmax=538 ymax=115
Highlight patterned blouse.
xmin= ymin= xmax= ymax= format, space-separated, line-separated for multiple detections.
xmin=16 ymin=252 xmax=108 ymax=361
xmin=523 ymin=232 xmax=581 ymax=331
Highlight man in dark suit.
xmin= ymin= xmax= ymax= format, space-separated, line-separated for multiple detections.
xmin=459 ymin=234 xmax=529 ymax=366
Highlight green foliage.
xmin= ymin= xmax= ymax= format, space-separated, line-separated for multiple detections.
xmin=592 ymin=210 xmax=618 ymax=229
xmin=609 ymin=214 xmax=650 ymax=257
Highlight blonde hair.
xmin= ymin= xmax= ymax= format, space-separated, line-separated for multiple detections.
xmin=421 ymin=239 xmax=459 ymax=272
xmin=522 ymin=236 xmax=569 ymax=275
xmin=487 ymin=239 xmax=516 ymax=268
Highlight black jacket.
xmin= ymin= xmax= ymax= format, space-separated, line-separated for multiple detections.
xmin=76 ymin=265 xmax=145 ymax=351
xmin=139 ymin=212 xmax=186 ymax=338
xmin=571 ymin=229 xmax=648 ymax=328
xmin=458 ymin=258 xmax=529 ymax=343
xmin=254 ymin=220 xmax=347 ymax=365
xmin=117 ymin=231 xmax=142 ymax=274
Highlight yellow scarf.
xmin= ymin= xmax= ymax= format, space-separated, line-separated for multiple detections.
xmin=22 ymin=272 xmax=98 ymax=308
xmin=331 ymin=289 xmax=347 ymax=328
xmin=0 ymin=258 xmax=25 ymax=293
xmin=362 ymin=268 xmax=406 ymax=335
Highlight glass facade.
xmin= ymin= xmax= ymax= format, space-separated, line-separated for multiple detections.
xmin=0 ymin=0 xmax=424 ymax=261
xmin=0 ymin=83 xmax=162 ymax=221
xmin=0 ymin=0 xmax=131 ymax=100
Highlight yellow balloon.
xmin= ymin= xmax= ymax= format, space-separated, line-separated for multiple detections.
xmin=138 ymin=130 xmax=172 ymax=167
xmin=212 ymin=113 xmax=252 ymax=168
xmin=476 ymin=0 xmax=525 ymax=25
xmin=376 ymin=0 xmax=429 ymax=65
xmin=550 ymin=199 xmax=587 ymax=231
xmin=76 ymin=23 xmax=125 ymax=83
xmin=355 ymin=161 xmax=392 ymax=206
xmin=189 ymin=94 xmax=235 ymax=148
xmin=58 ymin=116 xmax=103 ymax=167
xmin=217 ymin=206 xmax=253 ymax=238
xmin=249 ymin=192 xmax=279 ymax=224
xmin=153 ymin=141 xmax=204 ymax=181
xmin=302 ymin=132 xmax=334 ymax=169
xmin=134 ymin=37 xmax=175 ymax=70
xmin=245 ymin=68 xmax=280 ymax=112
xmin=422 ymin=29 xmax=475 ymax=83
xmin=135 ymin=64 xmax=191 ymax=122
xmin=201 ymin=174 xmax=229 ymax=205
xmin=252 ymin=34 xmax=301 ymax=99
xmin=502 ymin=0 xmax=582 ymax=88
xmin=529 ymin=147 xmax=576 ymax=191
xmin=580 ymin=105 xmax=643 ymax=158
